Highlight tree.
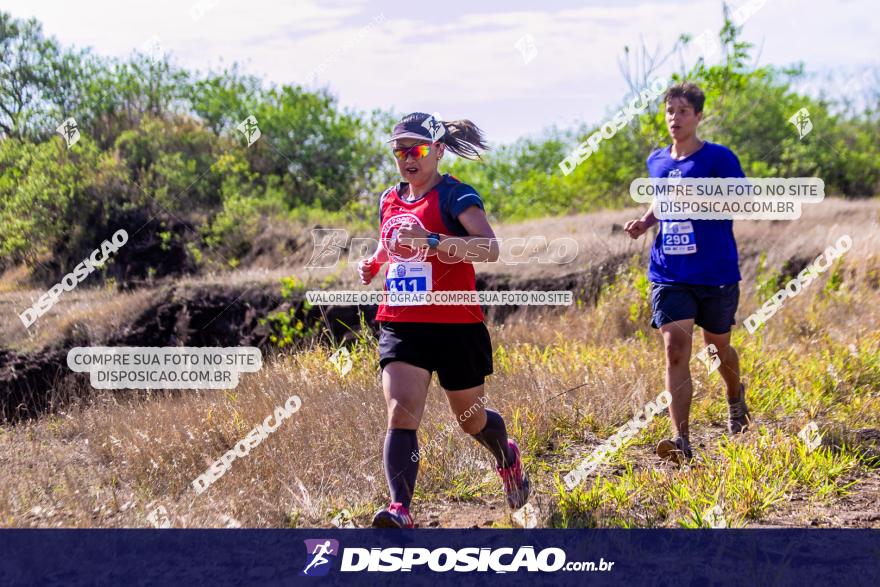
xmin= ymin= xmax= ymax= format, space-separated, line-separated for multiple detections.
xmin=0 ymin=13 xmax=61 ymax=139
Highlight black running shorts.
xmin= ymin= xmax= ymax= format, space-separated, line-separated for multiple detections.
xmin=650 ymin=281 xmax=740 ymax=334
xmin=378 ymin=321 xmax=494 ymax=391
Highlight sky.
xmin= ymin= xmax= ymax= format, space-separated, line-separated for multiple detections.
xmin=3 ymin=0 xmax=878 ymax=144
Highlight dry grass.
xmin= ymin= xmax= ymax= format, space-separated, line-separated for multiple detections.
xmin=2 ymin=288 xmax=157 ymax=354
xmin=1 ymin=254 xmax=878 ymax=528
xmin=0 ymin=199 xmax=878 ymax=528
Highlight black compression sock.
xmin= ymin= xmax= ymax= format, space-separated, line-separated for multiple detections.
xmin=383 ymin=428 xmax=419 ymax=508
xmin=470 ymin=409 xmax=515 ymax=468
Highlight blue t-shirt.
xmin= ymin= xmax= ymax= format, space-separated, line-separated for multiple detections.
xmin=647 ymin=141 xmax=743 ymax=286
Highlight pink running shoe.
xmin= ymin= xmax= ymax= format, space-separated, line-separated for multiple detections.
xmin=371 ymin=502 xmax=414 ymax=529
xmin=497 ymin=439 xmax=531 ymax=510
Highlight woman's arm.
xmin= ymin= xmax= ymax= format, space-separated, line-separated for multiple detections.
xmin=357 ymin=240 xmax=388 ymax=284
xmin=396 ymin=206 xmax=499 ymax=263
xmin=437 ymin=206 xmax=499 ymax=262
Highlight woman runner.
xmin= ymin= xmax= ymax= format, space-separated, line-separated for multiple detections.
xmin=358 ymin=112 xmax=530 ymax=528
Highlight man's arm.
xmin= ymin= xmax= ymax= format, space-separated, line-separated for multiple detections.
xmin=640 ymin=202 xmax=659 ymax=227
xmin=624 ymin=202 xmax=659 ymax=239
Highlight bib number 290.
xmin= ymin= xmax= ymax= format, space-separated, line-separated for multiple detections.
xmin=662 ymin=221 xmax=697 ymax=255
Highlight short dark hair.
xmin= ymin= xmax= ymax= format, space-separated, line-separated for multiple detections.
xmin=663 ymin=82 xmax=705 ymax=113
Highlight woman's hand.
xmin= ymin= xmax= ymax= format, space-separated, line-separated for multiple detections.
xmin=358 ymin=257 xmax=382 ymax=284
xmin=396 ymin=222 xmax=430 ymax=249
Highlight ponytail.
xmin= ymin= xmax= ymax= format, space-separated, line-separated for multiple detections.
xmin=440 ymin=119 xmax=488 ymax=160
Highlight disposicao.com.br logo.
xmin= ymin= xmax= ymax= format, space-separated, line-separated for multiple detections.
xmin=300 ymin=540 xmax=613 ymax=575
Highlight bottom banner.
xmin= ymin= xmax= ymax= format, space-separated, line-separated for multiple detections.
xmin=0 ymin=529 xmax=877 ymax=586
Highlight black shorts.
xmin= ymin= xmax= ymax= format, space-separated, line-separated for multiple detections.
xmin=650 ymin=282 xmax=740 ymax=334
xmin=378 ymin=322 xmax=494 ymax=391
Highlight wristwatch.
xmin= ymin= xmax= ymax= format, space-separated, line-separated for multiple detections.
xmin=426 ymin=232 xmax=441 ymax=249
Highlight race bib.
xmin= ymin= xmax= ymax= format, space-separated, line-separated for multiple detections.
xmin=385 ymin=262 xmax=432 ymax=306
xmin=662 ymin=221 xmax=697 ymax=255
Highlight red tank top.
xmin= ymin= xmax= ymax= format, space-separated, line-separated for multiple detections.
xmin=374 ymin=174 xmax=485 ymax=323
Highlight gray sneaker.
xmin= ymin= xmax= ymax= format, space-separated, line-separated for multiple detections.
xmin=728 ymin=383 xmax=751 ymax=434
xmin=656 ymin=436 xmax=693 ymax=464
